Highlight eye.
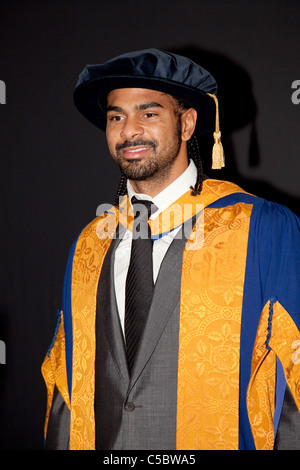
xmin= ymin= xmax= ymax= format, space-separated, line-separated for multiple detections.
xmin=143 ymin=112 xmax=157 ymax=119
xmin=108 ymin=114 xmax=124 ymax=122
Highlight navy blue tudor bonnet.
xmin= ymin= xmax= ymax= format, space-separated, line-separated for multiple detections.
xmin=73 ymin=49 xmax=224 ymax=168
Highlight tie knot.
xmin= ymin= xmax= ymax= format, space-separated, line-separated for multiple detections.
xmin=131 ymin=196 xmax=156 ymax=220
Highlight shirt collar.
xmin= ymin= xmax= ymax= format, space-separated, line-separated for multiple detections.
xmin=127 ymin=159 xmax=197 ymax=220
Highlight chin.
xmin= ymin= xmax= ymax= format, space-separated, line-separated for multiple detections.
xmin=121 ymin=162 xmax=159 ymax=182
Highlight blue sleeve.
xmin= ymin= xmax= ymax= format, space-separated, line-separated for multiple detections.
xmin=260 ymin=201 xmax=300 ymax=325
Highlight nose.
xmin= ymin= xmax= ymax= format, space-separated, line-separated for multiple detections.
xmin=120 ymin=115 xmax=144 ymax=140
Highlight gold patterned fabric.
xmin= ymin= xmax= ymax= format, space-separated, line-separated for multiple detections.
xmin=177 ymin=202 xmax=252 ymax=449
xmin=247 ymin=300 xmax=300 ymax=449
xmin=41 ymin=313 xmax=70 ymax=438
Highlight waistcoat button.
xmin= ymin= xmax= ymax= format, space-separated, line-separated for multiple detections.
xmin=124 ymin=402 xmax=135 ymax=412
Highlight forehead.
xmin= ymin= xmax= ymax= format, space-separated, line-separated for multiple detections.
xmin=106 ymin=87 xmax=176 ymax=108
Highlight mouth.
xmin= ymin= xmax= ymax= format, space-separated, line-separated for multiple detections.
xmin=121 ymin=146 xmax=152 ymax=160
xmin=116 ymin=139 xmax=157 ymax=161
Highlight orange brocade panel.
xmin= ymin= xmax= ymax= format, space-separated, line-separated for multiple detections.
xmin=177 ymin=203 xmax=252 ymax=450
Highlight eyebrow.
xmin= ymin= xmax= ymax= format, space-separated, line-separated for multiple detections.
xmin=106 ymin=102 xmax=164 ymax=113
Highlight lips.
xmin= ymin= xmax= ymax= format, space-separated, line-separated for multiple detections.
xmin=122 ymin=146 xmax=151 ymax=159
xmin=116 ymin=140 xmax=157 ymax=160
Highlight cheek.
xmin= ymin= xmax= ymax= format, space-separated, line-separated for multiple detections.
xmin=148 ymin=123 xmax=171 ymax=145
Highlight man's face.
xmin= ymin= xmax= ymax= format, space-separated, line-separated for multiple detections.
xmin=105 ymin=88 xmax=188 ymax=183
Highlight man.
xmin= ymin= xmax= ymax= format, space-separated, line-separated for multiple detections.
xmin=42 ymin=49 xmax=300 ymax=450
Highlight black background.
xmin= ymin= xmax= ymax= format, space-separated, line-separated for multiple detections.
xmin=0 ymin=0 xmax=299 ymax=449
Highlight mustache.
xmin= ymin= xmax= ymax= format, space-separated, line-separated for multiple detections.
xmin=115 ymin=139 xmax=158 ymax=152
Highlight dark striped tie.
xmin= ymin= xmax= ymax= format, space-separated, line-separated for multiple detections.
xmin=125 ymin=197 xmax=155 ymax=373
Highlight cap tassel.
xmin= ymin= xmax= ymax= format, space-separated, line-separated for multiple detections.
xmin=206 ymin=93 xmax=225 ymax=169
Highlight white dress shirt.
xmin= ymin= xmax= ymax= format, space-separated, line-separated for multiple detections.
xmin=114 ymin=160 xmax=197 ymax=332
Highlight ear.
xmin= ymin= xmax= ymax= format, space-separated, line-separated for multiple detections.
xmin=181 ymin=108 xmax=197 ymax=141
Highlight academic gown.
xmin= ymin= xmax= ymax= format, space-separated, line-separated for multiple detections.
xmin=42 ymin=179 xmax=300 ymax=450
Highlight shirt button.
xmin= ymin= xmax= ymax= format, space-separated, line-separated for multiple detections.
xmin=124 ymin=402 xmax=135 ymax=412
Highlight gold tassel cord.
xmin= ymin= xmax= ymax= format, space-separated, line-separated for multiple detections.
xmin=206 ymin=93 xmax=225 ymax=169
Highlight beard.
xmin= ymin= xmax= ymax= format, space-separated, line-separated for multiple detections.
xmin=112 ymin=120 xmax=182 ymax=182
